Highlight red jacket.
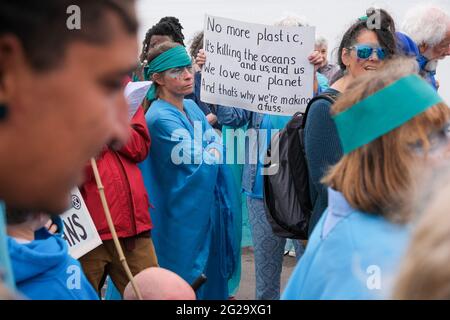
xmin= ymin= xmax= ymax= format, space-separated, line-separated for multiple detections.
xmin=80 ymin=106 xmax=152 ymax=241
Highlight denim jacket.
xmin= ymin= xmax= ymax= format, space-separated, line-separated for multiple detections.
xmin=216 ymin=107 xmax=264 ymax=194
xmin=216 ymin=76 xmax=327 ymax=195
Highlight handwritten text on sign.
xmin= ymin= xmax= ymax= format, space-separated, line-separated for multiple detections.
xmin=201 ymin=15 xmax=315 ymax=115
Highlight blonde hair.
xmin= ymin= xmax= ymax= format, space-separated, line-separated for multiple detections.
xmin=322 ymin=57 xmax=450 ymax=222
xmin=393 ymin=165 xmax=450 ymax=299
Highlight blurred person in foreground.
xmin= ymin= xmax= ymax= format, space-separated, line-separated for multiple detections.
xmin=283 ymin=57 xmax=450 ymax=299
xmin=0 ymin=0 xmax=139 ymax=297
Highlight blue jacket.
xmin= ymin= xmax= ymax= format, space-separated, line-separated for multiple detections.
xmin=396 ymin=32 xmax=438 ymax=90
xmin=8 ymin=227 xmax=98 ymax=300
xmin=282 ymin=188 xmax=409 ymax=300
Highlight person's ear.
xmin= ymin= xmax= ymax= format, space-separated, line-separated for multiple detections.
xmin=0 ymin=35 xmax=26 ymax=118
xmin=418 ymin=43 xmax=429 ymax=55
xmin=152 ymin=73 xmax=165 ymax=86
xmin=341 ymin=48 xmax=351 ymax=69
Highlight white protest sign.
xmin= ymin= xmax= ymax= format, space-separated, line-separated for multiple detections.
xmin=201 ymin=15 xmax=315 ymax=115
xmin=124 ymin=81 xmax=152 ymax=119
xmin=61 ymin=189 xmax=102 ymax=259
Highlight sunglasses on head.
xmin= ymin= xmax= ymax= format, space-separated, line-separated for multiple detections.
xmin=348 ymin=44 xmax=387 ymax=60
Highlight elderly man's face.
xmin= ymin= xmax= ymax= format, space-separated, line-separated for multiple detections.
xmin=426 ymin=24 xmax=450 ymax=60
xmin=315 ymin=44 xmax=328 ymax=67
xmin=0 ymin=12 xmax=138 ymax=213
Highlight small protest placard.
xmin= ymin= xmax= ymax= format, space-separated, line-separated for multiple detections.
xmin=124 ymin=81 xmax=152 ymax=119
xmin=61 ymin=189 xmax=102 ymax=259
xmin=201 ymin=14 xmax=315 ymax=115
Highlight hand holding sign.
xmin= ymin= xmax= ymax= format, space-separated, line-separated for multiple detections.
xmin=308 ymin=51 xmax=325 ymax=72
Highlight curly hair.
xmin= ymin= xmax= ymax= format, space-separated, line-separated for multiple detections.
xmin=140 ymin=16 xmax=185 ymax=63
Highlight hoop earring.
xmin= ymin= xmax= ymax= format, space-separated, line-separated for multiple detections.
xmin=0 ymin=103 xmax=9 ymax=120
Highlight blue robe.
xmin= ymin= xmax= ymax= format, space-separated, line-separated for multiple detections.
xmin=139 ymin=99 xmax=239 ymax=300
xmin=282 ymin=188 xmax=410 ymax=300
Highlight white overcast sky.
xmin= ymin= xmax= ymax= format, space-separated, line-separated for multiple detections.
xmin=136 ymin=0 xmax=450 ymax=102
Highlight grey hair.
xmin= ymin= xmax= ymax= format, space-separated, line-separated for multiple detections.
xmin=402 ymin=4 xmax=450 ymax=47
xmin=315 ymin=36 xmax=328 ymax=48
xmin=273 ymin=14 xmax=309 ymax=27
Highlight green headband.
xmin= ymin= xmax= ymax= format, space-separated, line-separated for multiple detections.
xmin=333 ymin=74 xmax=444 ymax=154
xmin=143 ymin=46 xmax=192 ymax=101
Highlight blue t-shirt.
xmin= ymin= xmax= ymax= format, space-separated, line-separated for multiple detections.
xmin=316 ymin=72 xmax=330 ymax=93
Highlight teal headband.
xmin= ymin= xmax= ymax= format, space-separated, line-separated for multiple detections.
xmin=333 ymin=74 xmax=444 ymax=154
xmin=143 ymin=46 xmax=192 ymax=101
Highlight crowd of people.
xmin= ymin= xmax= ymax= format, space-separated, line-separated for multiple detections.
xmin=1 ymin=0 xmax=450 ymax=300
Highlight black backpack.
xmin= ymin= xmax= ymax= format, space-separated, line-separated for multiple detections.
xmin=263 ymin=93 xmax=339 ymax=240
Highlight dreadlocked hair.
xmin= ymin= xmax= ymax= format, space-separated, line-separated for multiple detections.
xmin=139 ymin=16 xmax=185 ymax=63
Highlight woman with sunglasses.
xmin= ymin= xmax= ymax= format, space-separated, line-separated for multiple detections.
xmin=138 ymin=41 xmax=239 ymax=300
xmin=283 ymin=57 xmax=450 ymax=299
xmin=304 ymin=9 xmax=397 ymax=236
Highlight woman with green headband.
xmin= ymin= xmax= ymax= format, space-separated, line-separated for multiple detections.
xmin=282 ymin=57 xmax=450 ymax=299
xmin=138 ymin=41 xmax=240 ymax=299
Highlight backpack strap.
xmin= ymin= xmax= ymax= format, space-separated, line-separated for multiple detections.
xmin=299 ymin=92 xmax=339 ymax=129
